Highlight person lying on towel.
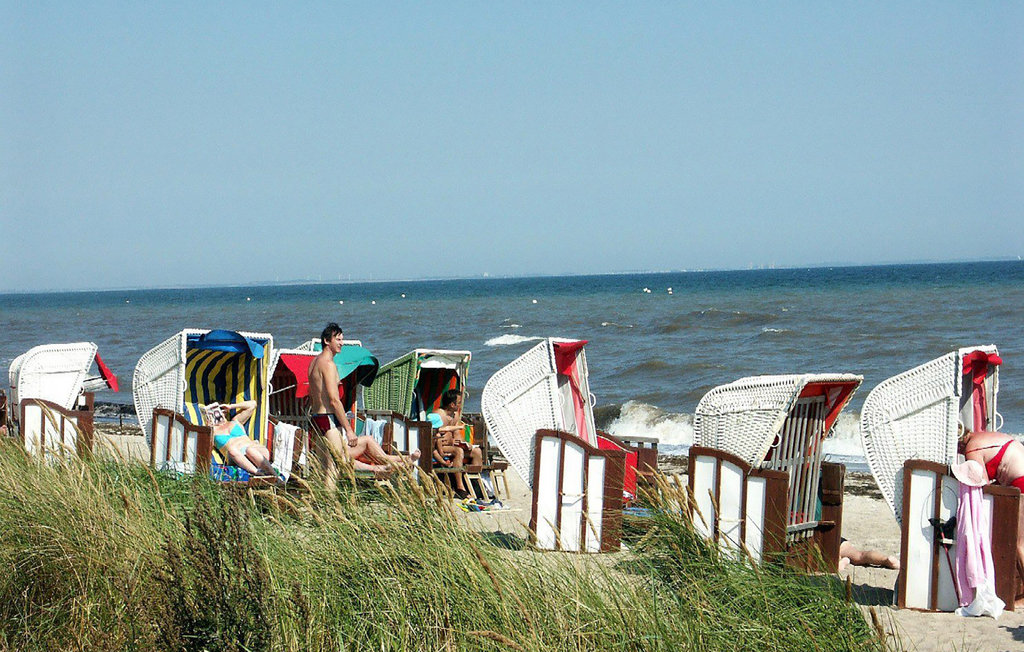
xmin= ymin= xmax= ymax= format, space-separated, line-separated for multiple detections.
xmin=202 ymin=401 xmax=278 ymax=479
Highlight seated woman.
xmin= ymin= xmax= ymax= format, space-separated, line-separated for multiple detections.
xmin=203 ymin=400 xmax=278 ymax=478
xmin=429 ymin=389 xmax=487 ymax=499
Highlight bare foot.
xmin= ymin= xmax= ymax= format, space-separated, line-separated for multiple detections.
xmin=838 ymin=557 xmax=851 ymax=573
xmin=885 ymin=556 xmax=900 ymax=571
xmin=372 ymin=465 xmax=392 ymax=480
xmin=410 ymin=449 xmax=422 ymax=462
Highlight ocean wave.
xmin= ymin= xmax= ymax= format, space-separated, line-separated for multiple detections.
xmin=601 ymin=321 xmax=635 ymax=328
xmin=605 ymin=401 xmax=868 ymax=462
xmin=606 ymin=401 xmax=694 ymax=446
xmin=484 ymin=334 xmax=544 ymax=347
xmin=758 ymin=327 xmax=792 ymax=336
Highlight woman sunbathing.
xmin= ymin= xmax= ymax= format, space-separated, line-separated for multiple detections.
xmin=959 ymin=428 xmax=1024 ymax=491
xmin=203 ymin=401 xmax=278 ymax=478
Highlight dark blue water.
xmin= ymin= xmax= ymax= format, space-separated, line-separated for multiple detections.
xmin=3 ymin=261 xmax=1023 ymax=460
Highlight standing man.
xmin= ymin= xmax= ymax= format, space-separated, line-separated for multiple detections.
xmin=307 ymin=322 xmax=418 ymax=489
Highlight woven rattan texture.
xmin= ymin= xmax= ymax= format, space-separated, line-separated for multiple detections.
xmin=482 ymin=340 xmax=561 ymax=488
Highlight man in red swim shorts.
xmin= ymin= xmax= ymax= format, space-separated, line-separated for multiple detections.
xmin=307 ymin=322 xmax=419 ymax=490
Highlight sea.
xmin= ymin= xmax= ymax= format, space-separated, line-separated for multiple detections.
xmin=3 ymin=261 xmax=1023 ymax=472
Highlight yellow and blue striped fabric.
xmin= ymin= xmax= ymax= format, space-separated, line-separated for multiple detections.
xmin=182 ymin=346 xmax=269 ymax=465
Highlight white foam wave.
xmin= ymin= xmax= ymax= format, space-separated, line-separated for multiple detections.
xmin=607 ymin=401 xmax=869 ymax=463
xmin=484 ymin=334 xmax=543 ymax=347
xmin=760 ymin=327 xmax=791 ymax=334
xmin=606 ymin=401 xmax=694 ymax=446
xmin=500 ymin=323 xmax=522 ymax=329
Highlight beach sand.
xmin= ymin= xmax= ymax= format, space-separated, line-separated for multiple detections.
xmin=96 ymin=428 xmax=1024 ymax=651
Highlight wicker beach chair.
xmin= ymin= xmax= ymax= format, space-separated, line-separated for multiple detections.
xmin=8 ymin=342 xmax=119 ymax=459
xmin=364 ymin=348 xmax=488 ymax=480
xmin=364 ymin=348 xmax=472 ymax=421
xmin=133 ymin=329 xmax=284 ymax=481
xmin=860 ymin=346 xmax=1020 ymax=611
xmin=482 ymin=338 xmax=626 ymax=552
xmin=690 ymin=373 xmax=861 ymax=568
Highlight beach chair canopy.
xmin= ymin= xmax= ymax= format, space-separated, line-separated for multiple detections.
xmin=694 ymin=373 xmax=862 ymax=468
xmin=860 ymin=345 xmax=1000 ymax=522
xmin=364 ymin=348 xmax=471 ymax=420
xmin=268 ymin=343 xmax=379 ymax=420
xmin=133 ymin=329 xmax=273 ymax=454
xmin=9 ymin=342 xmax=119 ymax=411
xmin=481 ymin=338 xmax=597 ymax=488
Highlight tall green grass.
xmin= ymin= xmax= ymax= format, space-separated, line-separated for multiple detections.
xmin=0 ymin=440 xmax=885 ymax=651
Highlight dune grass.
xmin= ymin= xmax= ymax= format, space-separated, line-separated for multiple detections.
xmin=0 ymin=440 xmax=885 ymax=651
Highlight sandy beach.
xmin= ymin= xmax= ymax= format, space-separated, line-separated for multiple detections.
xmin=96 ymin=427 xmax=1024 ymax=651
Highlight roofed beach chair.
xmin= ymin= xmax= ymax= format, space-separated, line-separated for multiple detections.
xmin=267 ymin=340 xmax=378 ymax=475
xmin=133 ymin=329 xmax=286 ymax=482
xmin=482 ymin=338 xmax=626 ymax=552
xmin=690 ymin=374 xmax=861 ymax=569
xmin=8 ymin=342 xmax=119 ymax=460
xmin=364 ymin=348 xmax=485 ymax=473
xmin=860 ymin=345 xmax=1022 ymax=611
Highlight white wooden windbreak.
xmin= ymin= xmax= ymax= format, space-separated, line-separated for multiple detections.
xmin=860 ymin=346 xmax=1000 ymax=522
xmin=151 ymin=409 xmax=202 ymax=475
xmin=9 ymin=342 xmax=98 ymax=411
xmin=532 ymin=430 xmax=618 ymax=553
xmin=902 ymin=463 xmax=961 ymax=611
xmin=20 ymin=400 xmax=87 ymax=461
xmin=689 ymin=451 xmax=776 ymax=562
xmin=482 ymin=338 xmax=596 ymax=488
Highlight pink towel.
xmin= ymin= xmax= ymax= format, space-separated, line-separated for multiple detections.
xmin=954 ymin=483 xmax=1004 ymax=618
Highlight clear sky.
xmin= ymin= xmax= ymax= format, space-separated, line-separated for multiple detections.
xmin=2 ymin=3 xmax=1021 ymax=292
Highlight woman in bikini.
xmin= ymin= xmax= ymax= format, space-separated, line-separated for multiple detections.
xmin=203 ymin=400 xmax=278 ymax=478
xmin=960 ymin=428 xmax=1024 ymax=491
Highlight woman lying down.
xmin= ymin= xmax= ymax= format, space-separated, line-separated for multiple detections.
xmin=202 ymin=401 xmax=279 ymax=479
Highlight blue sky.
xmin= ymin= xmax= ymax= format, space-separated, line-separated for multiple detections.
xmin=2 ymin=3 xmax=1021 ymax=292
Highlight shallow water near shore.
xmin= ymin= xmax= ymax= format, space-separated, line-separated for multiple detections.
xmin=3 ymin=260 xmax=1023 ymax=467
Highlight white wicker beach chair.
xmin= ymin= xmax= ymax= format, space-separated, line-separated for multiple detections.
xmin=9 ymin=342 xmax=119 ymax=459
xmin=690 ymin=373 xmax=862 ymax=566
xmin=9 ymin=342 xmax=101 ymax=410
xmin=133 ymin=329 xmax=274 ymax=477
xmin=859 ymin=346 xmax=1019 ymax=611
xmin=860 ymin=345 xmax=1000 ymax=521
xmin=481 ymin=338 xmax=597 ymax=488
xmin=484 ymin=338 xmax=626 ymax=552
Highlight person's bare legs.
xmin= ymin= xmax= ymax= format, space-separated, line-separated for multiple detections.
xmin=839 ymin=541 xmax=899 ymax=571
xmin=244 ymin=443 xmax=278 ymax=477
xmin=469 ymin=446 xmax=483 ymax=466
xmin=354 ymin=435 xmax=420 ymax=466
xmin=438 ymin=445 xmax=467 ymax=492
xmin=312 ymin=427 xmax=346 ymax=492
xmin=223 ymin=438 xmax=260 ymax=474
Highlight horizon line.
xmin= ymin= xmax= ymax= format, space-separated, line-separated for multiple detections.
xmin=1 ymin=256 xmax=1021 ymax=296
